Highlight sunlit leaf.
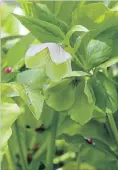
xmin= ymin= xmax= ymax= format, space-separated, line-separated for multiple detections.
xmin=17 ymin=68 xmax=47 ymax=89
xmin=64 ymin=25 xmax=89 ymax=46
xmin=45 ymin=84 xmax=75 ymax=111
xmin=1 ymin=103 xmax=21 ymax=129
xmin=69 ymin=82 xmax=95 ymax=125
xmin=46 ymin=59 xmax=72 ymax=82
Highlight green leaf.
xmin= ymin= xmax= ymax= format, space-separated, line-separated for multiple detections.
xmin=77 ymin=143 xmax=117 ymax=170
xmin=0 ymin=128 xmax=12 ymax=160
xmin=8 ymin=83 xmax=43 ymax=120
xmin=1 ymin=4 xmax=19 ymax=34
xmin=45 ymin=70 xmax=88 ymax=93
xmin=89 ymin=76 xmax=106 ymax=112
xmin=32 ymin=3 xmax=68 ymax=33
xmin=60 ymin=120 xmax=117 ymax=160
xmin=84 ymin=81 xmax=94 ymax=104
xmin=0 ymin=102 xmax=21 ymax=160
xmin=63 ymin=161 xmax=79 ymax=170
xmin=60 ymin=119 xmax=115 ymax=151
xmin=85 ymin=39 xmax=112 ymax=70
xmin=74 ymin=32 xmax=88 ymax=53
xmin=64 ymin=25 xmax=89 ymax=46
xmin=46 ymin=59 xmax=72 ymax=82
xmin=98 ymin=73 xmax=118 ymax=113
xmin=1 ymin=103 xmax=21 ymax=129
xmin=27 ymin=88 xmax=45 ymax=120
xmin=97 ymin=56 xmax=118 ymax=69
xmin=15 ymin=14 xmax=65 ymax=43
xmin=17 ymin=68 xmax=47 ymax=89
xmin=45 ymin=79 xmax=72 ymax=93
xmin=79 ymin=120 xmax=112 ymax=144
xmin=57 ymin=116 xmax=81 ymax=136
xmin=1 ymin=72 xmax=18 ymax=83
xmin=93 ymin=106 xmax=106 ymax=123
xmin=72 ymin=3 xmax=109 ymax=29
xmin=65 ymin=71 xmax=89 ymax=77
xmin=7 ymin=33 xmax=35 ymax=67
xmin=43 ymin=1 xmax=78 ymax=24
xmin=39 ymin=104 xmax=54 ymax=128
xmin=59 ymin=118 xmax=114 ymax=146
xmin=56 ymin=1 xmax=78 ymax=24
xmin=69 ymin=82 xmax=95 ymax=125
xmin=15 ymin=101 xmax=41 ymax=128
xmin=1 ymin=35 xmax=23 ymax=45
xmin=63 ymin=161 xmax=94 ymax=170
xmin=45 ymin=84 xmax=76 ymax=111
xmin=95 ymin=10 xmax=118 ymax=32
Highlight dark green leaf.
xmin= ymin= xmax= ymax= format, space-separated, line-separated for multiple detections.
xmin=98 ymin=73 xmax=118 ymax=113
xmin=85 ymin=38 xmax=112 ymax=70
xmin=7 ymin=33 xmax=35 ymax=67
xmin=32 ymin=3 xmax=68 ymax=33
xmin=15 ymin=14 xmax=65 ymax=43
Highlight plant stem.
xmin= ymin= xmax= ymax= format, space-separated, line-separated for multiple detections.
xmin=46 ymin=111 xmax=59 ymax=170
xmin=33 ymin=143 xmax=46 ymax=160
xmin=107 ymin=113 xmax=118 ymax=147
xmin=6 ymin=148 xmax=15 ymax=170
xmin=14 ymin=121 xmax=28 ymax=170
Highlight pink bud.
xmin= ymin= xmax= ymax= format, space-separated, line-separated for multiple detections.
xmin=4 ymin=67 xmax=12 ymax=73
xmin=86 ymin=138 xmax=93 ymax=144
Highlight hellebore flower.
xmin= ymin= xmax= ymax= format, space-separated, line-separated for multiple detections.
xmin=44 ymin=71 xmax=95 ymax=125
xmin=25 ymin=43 xmax=72 ymax=82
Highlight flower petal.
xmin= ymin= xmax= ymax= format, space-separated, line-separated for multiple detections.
xmin=26 ymin=43 xmax=72 ymax=61
xmin=26 ymin=43 xmax=49 ymax=57
xmin=25 ymin=44 xmax=50 ymax=68
xmin=46 ymin=59 xmax=72 ymax=82
xmin=47 ymin=43 xmax=72 ymax=64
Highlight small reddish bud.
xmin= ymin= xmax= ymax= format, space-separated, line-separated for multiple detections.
xmin=35 ymin=124 xmax=45 ymax=133
xmin=33 ymin=144 xmax=39 ymax=152
xmin=27 ymin=153 xmax=32 ymax=164
xmin=84 ymin=137 xmax=93 ymax=144
xmin=85 ymin=137 xmax=95 ymax=146
xmin=4 ymin=67 xmax=12 ymax=73
xmin=87 ymin=138 xmax=93 ymax=144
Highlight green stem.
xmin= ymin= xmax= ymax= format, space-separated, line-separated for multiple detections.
xmin=14 ymin=121 xmax=28 ymax=170
xmin=46 ymin=111 xmax=59 ymax=170
xmin=107 ymin=113 xmax=118 ymax=148
xmin=31 ymin=143 xmax=47 ymax=170
xmin=33 ymin=143 xmax=46 ymax=160
xmin=6 ymin=148 xmax=15 ymax=170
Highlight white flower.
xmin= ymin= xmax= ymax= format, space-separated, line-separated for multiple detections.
xmin=25 ymin=43 xmax=72 ymax=82
xmin=26 ymin=42 xmax=72 ymax=65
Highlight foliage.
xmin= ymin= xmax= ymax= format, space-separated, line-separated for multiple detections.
xmin=1 ymin=1 xmax=118 ymax=170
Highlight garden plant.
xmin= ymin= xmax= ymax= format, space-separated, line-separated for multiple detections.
xmin=1 ymin=1 xmax=118 ymax=170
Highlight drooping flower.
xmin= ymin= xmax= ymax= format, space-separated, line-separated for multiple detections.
xmin=25 ymin=43 xmax=72 ymax=82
